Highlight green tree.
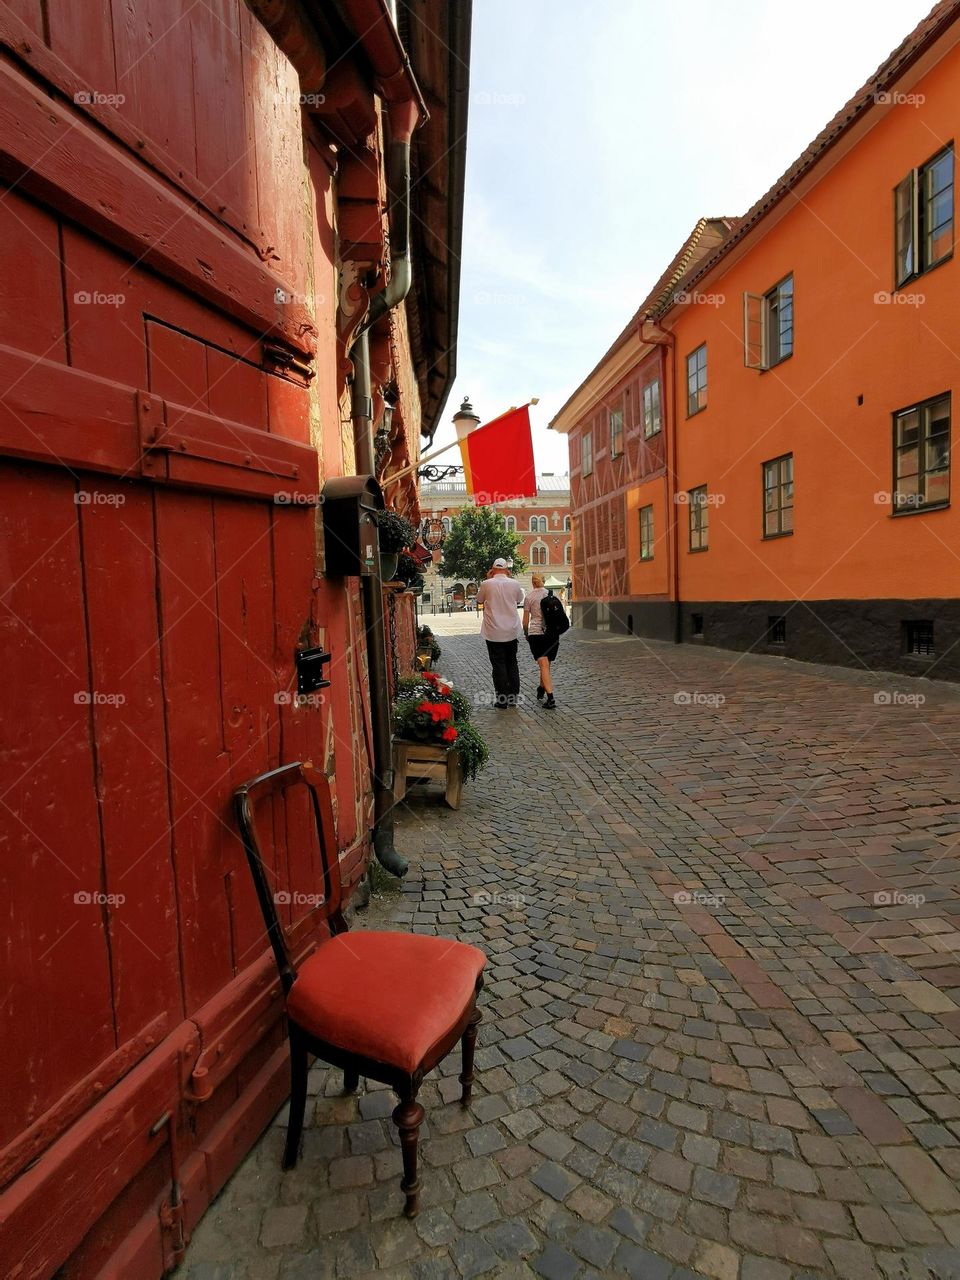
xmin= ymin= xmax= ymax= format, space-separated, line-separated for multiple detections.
xmin=439 ymin=506 xmax=525 ymax=585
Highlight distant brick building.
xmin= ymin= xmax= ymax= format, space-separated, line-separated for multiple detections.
xmin=419 ymin=474 xmax=571 ymax=608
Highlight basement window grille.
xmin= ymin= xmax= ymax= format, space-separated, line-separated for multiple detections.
xmin=904 ymin=620 xmax=935 ymax=657
xmin=767 ymin=616 xmax=787 ymax=646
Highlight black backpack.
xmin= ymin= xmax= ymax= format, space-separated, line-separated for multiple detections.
xmin=540 ymin=591 xmax=570 ymax=636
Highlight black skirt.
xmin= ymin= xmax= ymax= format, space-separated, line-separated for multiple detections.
xmin=528 ymin=632 xmax=559 ymax=661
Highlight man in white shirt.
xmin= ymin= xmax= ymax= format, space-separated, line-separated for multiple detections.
xmin=475 ymin=558 xmax=525 ymax=708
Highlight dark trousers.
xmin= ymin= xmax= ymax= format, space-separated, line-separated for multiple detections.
xmin=485 ymin=639 xmax=520 ymax=705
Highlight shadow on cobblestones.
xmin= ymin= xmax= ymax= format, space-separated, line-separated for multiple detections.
xmin=179 ymin=629 xmax=960 ymax=1280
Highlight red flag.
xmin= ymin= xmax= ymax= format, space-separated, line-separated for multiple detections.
xmin=458 ymin=406 xmax=536 ymax=505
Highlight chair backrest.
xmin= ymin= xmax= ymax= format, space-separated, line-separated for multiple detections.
xmin=234 ymin=762 xmax=344 ymax=992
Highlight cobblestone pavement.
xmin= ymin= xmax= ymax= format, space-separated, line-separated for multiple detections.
xmin=180 ymin=625 xmax=960 ymax=1280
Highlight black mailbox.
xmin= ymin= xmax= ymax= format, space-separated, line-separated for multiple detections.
xmin=321 ymin=475 xmax=384 ymax=577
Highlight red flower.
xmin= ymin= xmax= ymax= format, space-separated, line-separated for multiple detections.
xmin=441 ymin=727 xmax=458 ymax=742
xmin=415 ymin=700 xmax=432 ymax=714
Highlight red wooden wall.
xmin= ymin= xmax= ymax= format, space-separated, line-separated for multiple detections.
xmin=0 ymin=3 xmax=383 ymax=1274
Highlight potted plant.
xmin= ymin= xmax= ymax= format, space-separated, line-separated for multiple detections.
xmin=375 ymin=510 xmax=416 ymax=581
xmin=416 ymin=625 xmax=442 ymax=669
xmin=392 ymin=671 xmax=488 ymax=809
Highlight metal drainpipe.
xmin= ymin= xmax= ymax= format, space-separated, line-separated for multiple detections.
xmin=350 ymin=110 xmax=417 ymax=879
xmin=351 ymin=329 xmax=407 ymax=878
xmin=640 ymin=314 xmax=682 ymax=644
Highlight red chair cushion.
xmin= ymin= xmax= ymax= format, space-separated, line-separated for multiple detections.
xmin=286 ymin=931 xmax=486 ymax=1073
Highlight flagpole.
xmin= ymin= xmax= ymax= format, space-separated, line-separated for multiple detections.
xmin=383 ymin=398 xmax=539 ymax=488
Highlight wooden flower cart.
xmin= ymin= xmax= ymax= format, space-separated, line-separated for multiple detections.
xmin=393 ymin=740 xmax=463 ymax=810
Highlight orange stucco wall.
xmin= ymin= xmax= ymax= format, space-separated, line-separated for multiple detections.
xmin=625 ymin=476 xmax=671 ymax=598
xmin=670 ymin=40 xmax=960 ymax=603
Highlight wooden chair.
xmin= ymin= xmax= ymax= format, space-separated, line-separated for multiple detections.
xmin=234 ymin=762 xmax=484 ymax=1217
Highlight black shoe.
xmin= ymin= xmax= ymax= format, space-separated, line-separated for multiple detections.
xmin=536 ymin=684 xmax=545 ymax=701
xmin=543 ymin=695 xmax=556 ymax=710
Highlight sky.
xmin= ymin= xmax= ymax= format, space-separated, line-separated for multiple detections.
xmin=429 ymin=0 xmax=936 ymax=477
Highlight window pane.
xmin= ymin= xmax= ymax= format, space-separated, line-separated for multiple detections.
xmin=928 ymin=397 xmax=951 ymax=431
xmin=927 ymin=150 xmax=953 ymax=194
xmin=781 ymin=507 xmax=793 ymax=533
xmin=926 ymin=439 xmax=949 ymax=471
xmin=896 ymin=446 xmax=919 ymax=479
xmin=764 ymin=512 xmax=779 ymax=536
xmin=927 ymin=470 xmax=950 ymax=504
xmin=896 ymin=411 xmax=919 ymax=445
xmin=922 ymin=150 xmax=954 ymax=268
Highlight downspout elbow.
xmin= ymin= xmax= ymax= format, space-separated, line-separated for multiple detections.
xmin=361 ymin=133 xmax=413 ymax=335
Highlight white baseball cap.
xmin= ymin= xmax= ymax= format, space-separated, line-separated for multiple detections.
xmin=492 ymin=557 xmax=511 ymax=569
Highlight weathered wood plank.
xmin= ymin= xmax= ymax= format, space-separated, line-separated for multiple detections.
xmin=0 ymin=463 xmax=115 ymax=1147
xmin=0 ymin=56 xmax=317 ymax=356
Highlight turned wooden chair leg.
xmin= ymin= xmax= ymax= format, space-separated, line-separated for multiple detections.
xmin=283 ymin=1026 xmax=309 ymax=1170
xmin=343 ymin=1067 xmax=359 ymax=1094
xmin=459 ymin=1006 xmax=482 ymax=1106
xmin=392 ymin=1094 xmax=425 ymax=1218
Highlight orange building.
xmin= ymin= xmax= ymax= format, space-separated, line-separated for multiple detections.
xmin=553 ymin=1 xmax=960 ymax=680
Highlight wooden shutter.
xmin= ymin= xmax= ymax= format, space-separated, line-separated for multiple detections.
xmin=743 ymin=292 xmax=765 ymax=369
xmin=895 ymin=172 xmax=918 ymax=286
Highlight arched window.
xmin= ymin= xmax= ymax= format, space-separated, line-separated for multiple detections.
xmin=563 ymin=516 xmax=571 ymax=532
xmin=539 ymin=516 xmax=548 ymax=533
xmin=564 ymin=542 xmax=572 ymax=564
xmin=528 ymin=516 xmax=538 ymax=532
xmin=530 ymin=542 xmax=548 ymax=566
xmin=505 ymin=516 xmax=516 ymax=532
xmin=441 ymin=516 xmax=451 ymax=533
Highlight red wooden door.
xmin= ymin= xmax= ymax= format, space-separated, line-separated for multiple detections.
xmin=0 ymin=7 xmax=380 ymax=1271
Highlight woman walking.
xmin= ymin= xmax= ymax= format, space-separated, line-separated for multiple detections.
xmin=523 ymin=573 xmax=559 ymax=710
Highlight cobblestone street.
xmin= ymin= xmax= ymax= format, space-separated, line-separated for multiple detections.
xmin=180 ymin=624 xmax=960 ymax=1280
